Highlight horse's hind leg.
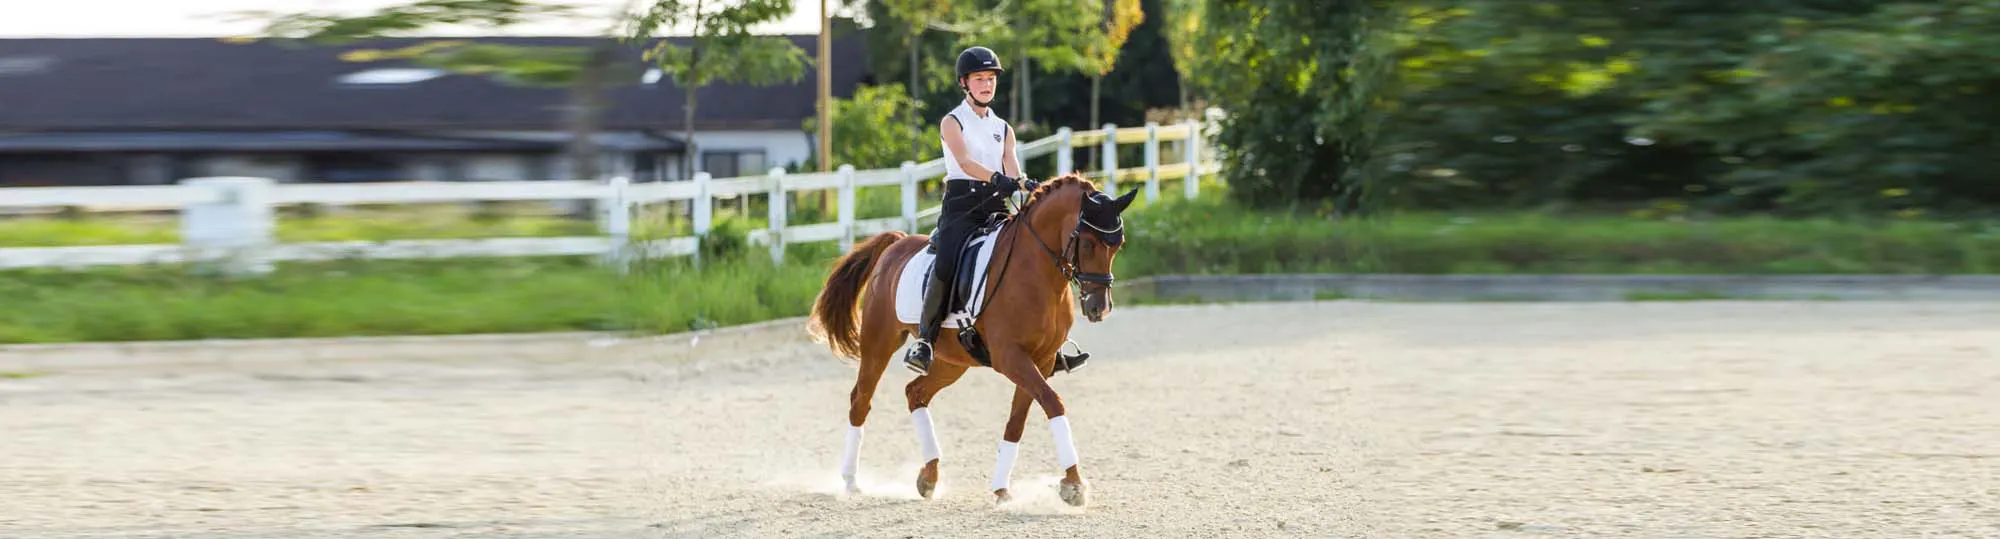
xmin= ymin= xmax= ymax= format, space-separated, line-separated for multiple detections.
xmin=906 ymin=360 xmax=968 ymax=500
xmin=993 ymin=347 xmax=1089 ymax=507
xmin=839 ymin=312 xmax=904 ymax=494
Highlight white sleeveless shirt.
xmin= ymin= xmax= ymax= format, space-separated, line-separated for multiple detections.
xmin=940 ymin=101 xmax=1013 ymax=181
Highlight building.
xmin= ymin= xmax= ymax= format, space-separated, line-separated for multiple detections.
xmin=0 ymin=32 xmax=866 ymax=187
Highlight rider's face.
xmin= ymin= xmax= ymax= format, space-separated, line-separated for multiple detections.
xmin=964 ymin=71 xmax=998 ymax=103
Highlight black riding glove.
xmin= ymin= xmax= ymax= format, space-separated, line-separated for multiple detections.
xmin=989 ymin=171 xmax=1020 ymax=195
xmin=1021 ymin=178 xmax=1041 ymax=192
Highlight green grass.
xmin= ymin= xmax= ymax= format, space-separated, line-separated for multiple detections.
xmin=0 ymin=243 xmax=843 ymax=345
xmin=0 ymin=187 xmax=930 ymax=248
xmin=7 ymin=185 xmax=2000 ymax=345
xmin=1119 ymin=194 xmax=2000 ymax=276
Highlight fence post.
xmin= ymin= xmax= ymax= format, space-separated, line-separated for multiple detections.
xmin=1144 ymin=121 xmax=1160 ymax=204
xmin=180 ymin=176 xmax=275 ymax=276
xmin=900 ymin=161 xmax=919 ymax=233
xmin=1100 ymin=122 xmax=1118 ymax=194
xmin=692 ymin=171 xmax=712 ymax=267
xmin=1056 ymin=127 xmax=1074 ymax=177
xmin=838 ymin=164 xmax=857 ymax=252
xmin=767 ymin=167 xmax=787 ymax=265
xmin=602 ymin=176 xmax=631 ymax=270
xmin=1184 ymin=120 xmax=1201 ymax=199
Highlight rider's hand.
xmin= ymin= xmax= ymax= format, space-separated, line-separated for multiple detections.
xmin=989 ymin=171 xmax=1019 ymax=194
xmin=1021 ymin=177 xmax=1041 ymax=192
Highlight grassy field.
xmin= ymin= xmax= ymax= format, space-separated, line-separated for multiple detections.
xmin=1121 ymin=195 xmax=2000 ymax=275
xmin=0 ymin=245 xmax=840 ymax=345
xmin=6 ymin=186 xmax=1999 ymax=344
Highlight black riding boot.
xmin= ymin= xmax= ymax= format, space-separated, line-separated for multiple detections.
xmin=905 ymin=272 xmax=953 ymax=375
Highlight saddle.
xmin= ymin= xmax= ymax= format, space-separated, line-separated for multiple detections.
xmin=911 ymin=213 xmax=1090 ymax=375
xmin=924 ymin=215 xmax=1006 ymax=319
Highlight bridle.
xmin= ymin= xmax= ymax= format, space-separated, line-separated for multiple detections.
xmin=1036 ymin=213 xmax=1120 ymax=290
xmin=967 ymin=187 xmax=1122 ymax=323
xmin=1021 ymin=196 xmax=1121 ymax=299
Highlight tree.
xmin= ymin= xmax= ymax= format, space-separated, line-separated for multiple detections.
xmin=870 ymin=0 xmax=977 ymax=160
xmin=1159 ymin=0 xmax=1202 ymax=108
xmin=625 ymin=0 xmax=813 ymax=180
xmin=1085 ymin=0 xmax=1145 ymax=130
xmin=803 ymin=83 xmax=943 ymax=169
xmin=241 ymin=0 xmax=633 ymax=182
xmin=948 ymin=0 xmax=1117 ymax=129
xmin=1187 ymin=0 xmax=1397 ymax=212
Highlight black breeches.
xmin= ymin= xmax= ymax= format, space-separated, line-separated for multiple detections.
xmin=931 ymin=179 xmax=1008 ymax=286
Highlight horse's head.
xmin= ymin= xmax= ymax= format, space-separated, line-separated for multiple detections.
xmin=1019 ymin=174 xmax=1138 ymax=323
xmin=1073 ymin=187 xmax=1136 ymax=321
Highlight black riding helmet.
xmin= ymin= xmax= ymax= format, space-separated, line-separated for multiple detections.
xmin=956 ymin=46 xmax=1004 ymax=78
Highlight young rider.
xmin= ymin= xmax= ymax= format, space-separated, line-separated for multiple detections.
xmin=905 ymin=46 xmax=1036 ymax=375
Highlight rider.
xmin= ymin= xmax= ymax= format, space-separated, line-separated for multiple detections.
xmin=905 ymin=46 xmax=1036 ymax=375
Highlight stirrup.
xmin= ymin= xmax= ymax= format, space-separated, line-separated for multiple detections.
xmin=1055 ymin=340 xmax=1090 ymax=375
xmin=904 ymin=341 xmax=934 ymax=375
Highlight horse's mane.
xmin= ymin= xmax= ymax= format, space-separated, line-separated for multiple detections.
xmin=1022 ymin=173 xmax=1098 ymax=211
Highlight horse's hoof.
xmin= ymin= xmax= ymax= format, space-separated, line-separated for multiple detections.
xmin=1058 ymin=479 xmax=1088 ymax=507
xmin=916 ymin=460 xmax=939 ymax=499
xmin=993 ymin=488 xmax=1013 ymax=504
xmin=843 ymin=478 xmax=860 ymax=495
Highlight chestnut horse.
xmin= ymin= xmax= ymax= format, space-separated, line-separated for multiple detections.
xmin=807 ymin=173 xmax=1137 ymax=507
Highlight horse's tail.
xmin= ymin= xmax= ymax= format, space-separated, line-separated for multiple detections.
xmin=807 ymin=231 xmax=906 ymax=362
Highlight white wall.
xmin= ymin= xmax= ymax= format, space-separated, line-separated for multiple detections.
xmin=201 ymin=155 xmax=302 ymax=182
xmin=461 ymin=155 xmax=533 ymax=181
xmin=690 ymin=130 xmax=813 ymax=176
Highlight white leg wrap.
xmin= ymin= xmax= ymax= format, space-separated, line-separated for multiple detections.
xmin=839 ymin=425 xmax=863 ymax=484
xmin=990 ymin=440 xmax=1020 ymax=492
xmin=911 ymin=408 xmax=942 ymax=463
xmin=1049 ymin=415 xmax=1080 ymax=470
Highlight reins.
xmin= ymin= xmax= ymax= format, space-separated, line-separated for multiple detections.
xmin=964 ymin=184 xmax=1114 ymax=327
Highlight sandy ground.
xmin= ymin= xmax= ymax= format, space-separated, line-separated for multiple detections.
xmin=2 ymin=301 xmax=1998 ymax=538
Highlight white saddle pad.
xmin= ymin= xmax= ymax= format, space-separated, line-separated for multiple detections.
xmin=895 ymin=225 xmax=1004 ymax=328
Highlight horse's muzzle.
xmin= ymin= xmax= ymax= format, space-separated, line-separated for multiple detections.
xmin=1081 ymin=287 xmax=1112 ymax=322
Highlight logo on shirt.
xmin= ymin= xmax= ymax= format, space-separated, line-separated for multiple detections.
xmin=992 ymin=132 xmax=1003 ymax=143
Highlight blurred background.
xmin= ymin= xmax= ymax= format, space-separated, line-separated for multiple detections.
xmin=3 ymin=0 xmax=1997 ymax=343
xmin=6 ymin=4 xmax=2000 ymax=537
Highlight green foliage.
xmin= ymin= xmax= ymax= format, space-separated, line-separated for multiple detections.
xmin=1087 ymin=0 xmax=1146 ymax=78
xmin=803 ymin=83 xmax=943 ymax=169
xmin=1159 ymin=0 xmax=1202 ymax=86
xmin=1351 ymin=0 xmax=2000 ymax=217
xmin=1119 ymin=195 xmax=2000 ymax=276
xmin=1188 ymin=0 xmax=1397 ymax=212
xmin=241 ymin=0 xmax=617 ymax=87
xmin=625 ymin=0 xmax=811 ymax=89
xmin=626 ymin=0 xmax=811 ymax=178
xmin=243 ymin=0 xmax=582 ymax=42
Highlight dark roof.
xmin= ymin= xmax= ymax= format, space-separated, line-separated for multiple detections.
xmin=0 ymin=130 xmax=681 ymax=153
xmin=0 ymin=33 xmax=866 ymax=132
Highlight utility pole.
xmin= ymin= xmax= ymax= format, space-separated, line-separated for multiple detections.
xmin=817 ymin=0 xmax=832 ymax=174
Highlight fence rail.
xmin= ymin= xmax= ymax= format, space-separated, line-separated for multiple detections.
xmin=0 ymin=120 xmax=1220 ymax=273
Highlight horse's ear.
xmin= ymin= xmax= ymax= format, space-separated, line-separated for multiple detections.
xmin=1114 ymin=188 xmax=1138 ymax=212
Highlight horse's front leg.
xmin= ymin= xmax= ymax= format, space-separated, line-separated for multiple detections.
xmin=992 ymin=345 xmax=1088 ymax=508
xmin=906 ymin=360 xmax=968 ymax=500
xmin=991 ymin=386 xmax=1034 ymax=503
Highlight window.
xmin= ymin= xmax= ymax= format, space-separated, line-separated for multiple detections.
xmin=306 ymin=153 xmax=404 ymax=183
xmin=701 ymin=150 xmax=766 ymax=178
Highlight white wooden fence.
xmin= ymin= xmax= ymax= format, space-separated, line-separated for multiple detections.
xmin=0 ymin=121 xmax=1220 ymax=274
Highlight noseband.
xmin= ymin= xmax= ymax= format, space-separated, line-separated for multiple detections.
xmin=1023 ymin=201 xmax=1121 ymax=296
